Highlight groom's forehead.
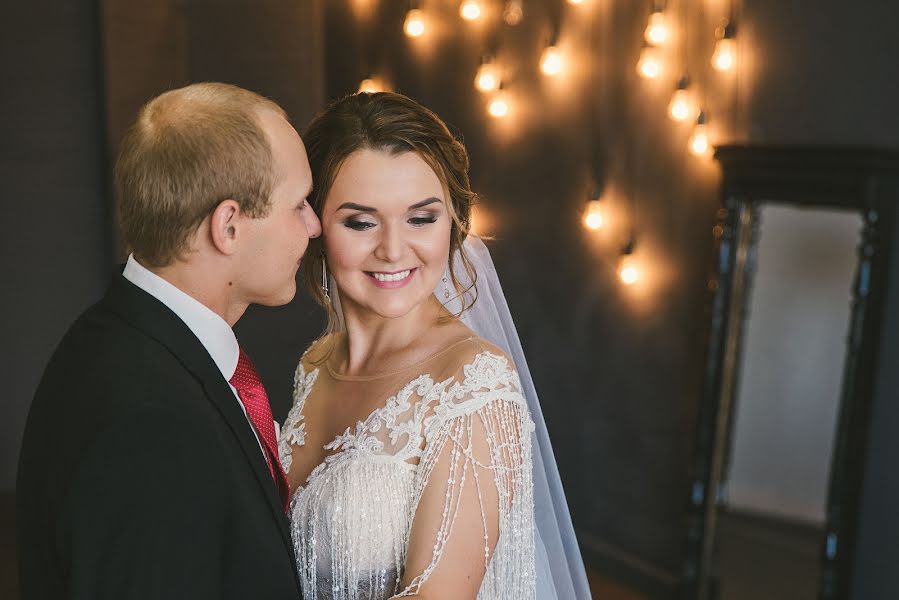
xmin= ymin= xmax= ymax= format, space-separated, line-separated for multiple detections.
xmin=262 ymin=113 xmax=309 ymax=175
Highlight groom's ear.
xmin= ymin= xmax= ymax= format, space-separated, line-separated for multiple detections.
xmin=209 ymin=199 xmax=241 ymax=255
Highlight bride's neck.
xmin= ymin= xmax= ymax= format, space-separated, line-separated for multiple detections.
xmin=338 ymin=296 xmax=444 ymax=375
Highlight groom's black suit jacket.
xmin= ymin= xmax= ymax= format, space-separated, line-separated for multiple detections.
xmin=16 ymin=274 xmax=300 ymax=599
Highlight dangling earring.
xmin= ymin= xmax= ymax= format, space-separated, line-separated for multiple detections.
xmin=321 ymin=255 xmax=331 ymax=303
xmin=442 ymin=270 xmax=452 ymax=300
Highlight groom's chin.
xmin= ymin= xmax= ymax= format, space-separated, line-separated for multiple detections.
xmin=254 ymin=281 xmax=298 ymax=308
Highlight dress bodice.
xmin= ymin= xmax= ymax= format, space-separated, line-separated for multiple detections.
xmin=278 ymin=341 xmax=537 ymax=600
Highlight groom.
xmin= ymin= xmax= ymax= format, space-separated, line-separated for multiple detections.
xmin=16 ymin=83 xmax=320 ymax=599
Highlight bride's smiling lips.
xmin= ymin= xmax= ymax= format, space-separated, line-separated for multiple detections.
xmin=365 ymin=267 xmax=418 ymax=289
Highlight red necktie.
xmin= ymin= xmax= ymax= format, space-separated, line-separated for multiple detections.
xmin=230 ymin=347 xmax=290 ymax=512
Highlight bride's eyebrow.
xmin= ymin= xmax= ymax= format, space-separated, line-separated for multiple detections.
xmin=336 ymin=197 xmax=442 ymax=213
xmin=336 ymin=202 xmax=376 ymax=213
xmin=408 ymin=197 xmax=441 ymax=210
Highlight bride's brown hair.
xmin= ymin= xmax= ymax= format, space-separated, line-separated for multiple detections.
xmin=302 ymin=91 xmax=479 ymax=349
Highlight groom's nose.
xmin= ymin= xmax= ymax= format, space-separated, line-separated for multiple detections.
xmin=304 ymin=209 xmax=322 ymax=239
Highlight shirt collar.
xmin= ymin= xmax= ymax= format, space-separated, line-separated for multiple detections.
xmin=122 ymin=254 xmax=239 ymax=381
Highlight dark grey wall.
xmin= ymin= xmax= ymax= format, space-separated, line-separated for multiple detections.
xmin=1 ymin=1 xmax=111 ymax=494
xmin=738 ymin=0 xmax=899 ymax=145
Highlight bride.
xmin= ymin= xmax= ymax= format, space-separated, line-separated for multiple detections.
xmin=278 ymin=92 xmax=590 ymax=599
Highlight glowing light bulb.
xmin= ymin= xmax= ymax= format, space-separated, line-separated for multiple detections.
xmin=475 ymin=59 xmax=500 ymax=93
xmin=669 ymin=90 xmax=693 ymax=121
xmin=618 ymin=255 xmax=640 ymax=285
xmin=668 ymin=78 xmax=696 ymax=122
xmin=460 ymin=0 xmax=482 ymax=21
xmin=488 ymin=90 xmax=509 ymax=118
xmin=583 ymin=200 xmax=604 ymax=231
xmin=503 ymin=0 xmax=523 ymax=25
xmin=644 ymin=11 xmax=670 ymax=45
xmin=712 ymin=37 xmax=736 ymax=71
xmin=689 ymin=127 xmax=710 ymax=155
xmin=689 ymin=112 xmax=710 ymax=156
xmin=357 ymin=77 xmax=386 ymax=94
xmin=637 ymin=46 xmax=664 ymax=79
xmin=403 ymin=9 xmax=425 ymax=38
xmin=567 ymin=0 xmax=586 ymax=5
xmin=540 ymin=45 xmax=563 ymax=76
xmin=469 ymin=207 xmax=482 ymax=236
xmin=712 ymin=21 xmax=737 ymax=72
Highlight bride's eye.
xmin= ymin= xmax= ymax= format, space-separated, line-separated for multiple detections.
xmin=343 ymin=218 xmax=376 ymax=231
xmin=408 ymin=214 xmax=438 ymax=227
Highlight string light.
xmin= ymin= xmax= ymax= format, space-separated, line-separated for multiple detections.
xmin=474 ymin=56 xmax=500 ymax=93
xmin=582 ymin=198 xmax=604 ymax=231
xmin=460 ymin=0 xmax=483 ymax=21
xmin=469 ymin=204 xmax=490 ymax=236
xmin=540 ymin=44 xmax=563 ymax=76
xmin=644 ymin=9 xmax=671 ymax=46
xmin=637 ymin=45 xmax=664 ymax=79
xmin=503 ymin=0 xmax=523 ymax=26
xmin=488 ymin=86 xmax=510 ymax=118
xmin=668 ymin=76 xmax=697 ymax=122
xmin=357 ymin=76 xmax=387 ymax=94
xmin=712 ymin=21 xmax=737 ymax=71
xmin=689 ymin=111 xmax=710 ymax=156
xmin=403 ymin=8 xmax=426 ymax=38
xmin=341 ymin=0 xmax=743 ymax=305
xmin=619 ymin=257 xmax=640 ymax=285
xmin=618 ymin=239 xmax=640 ymax=286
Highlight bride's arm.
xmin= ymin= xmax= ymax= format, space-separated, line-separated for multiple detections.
xmin=392 ymin=391 xmax=531 ymax=599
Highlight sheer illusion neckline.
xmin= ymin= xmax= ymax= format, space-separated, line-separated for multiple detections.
xmin=324 ymin=336 xmax=476 ymax=382
xmin=292 ymin=347 xmax=506 ymax=493
xmin=292 ymin=349 xmax=515 ymax=495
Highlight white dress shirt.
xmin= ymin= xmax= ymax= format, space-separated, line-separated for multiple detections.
xmin=122 ymin=254 xmax=269 ymax=457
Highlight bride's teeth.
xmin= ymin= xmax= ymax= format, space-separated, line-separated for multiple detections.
xmin=373 ymin=269 xmax=411 ymax=282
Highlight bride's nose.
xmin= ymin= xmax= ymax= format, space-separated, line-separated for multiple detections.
xmin=373 ymin=222 xmax=404 ymax=263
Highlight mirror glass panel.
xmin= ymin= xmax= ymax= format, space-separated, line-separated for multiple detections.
xmin=716 ymin=204 xmax=863 ymax=599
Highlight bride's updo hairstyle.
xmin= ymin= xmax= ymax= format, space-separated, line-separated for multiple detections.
xmin=303 ymin=91 xmax=479 ymax=334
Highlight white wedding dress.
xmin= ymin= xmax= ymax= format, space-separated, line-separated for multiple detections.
xmin=279 ymin=338 xmax=537 ymax=599
xmin=280 ymin=236 xmax=591 ymax=600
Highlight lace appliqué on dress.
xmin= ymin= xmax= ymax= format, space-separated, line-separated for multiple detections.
xmin=278 ymin=362 xmax=319 ymax=475
xmin=283 ymin=351 xmax=537 ymax=600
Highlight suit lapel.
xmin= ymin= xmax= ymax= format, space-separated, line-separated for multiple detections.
xmin=102 ymin=275 xmax=298 ymax=569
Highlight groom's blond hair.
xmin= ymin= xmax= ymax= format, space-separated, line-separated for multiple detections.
xmin=115 ymin=82 xmax=287 ymax=268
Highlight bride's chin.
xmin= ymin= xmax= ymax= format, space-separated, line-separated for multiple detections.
xmin=363 ymin=294 xmax=438 ymax=321
xmin=367 ymin=301 xmax=423 ymax=321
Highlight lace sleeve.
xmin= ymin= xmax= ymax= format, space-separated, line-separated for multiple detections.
xmin=394 ymin=353 xmax=536 ymax=599
xmin=278 ymin=361 xmax=318 ymax=478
